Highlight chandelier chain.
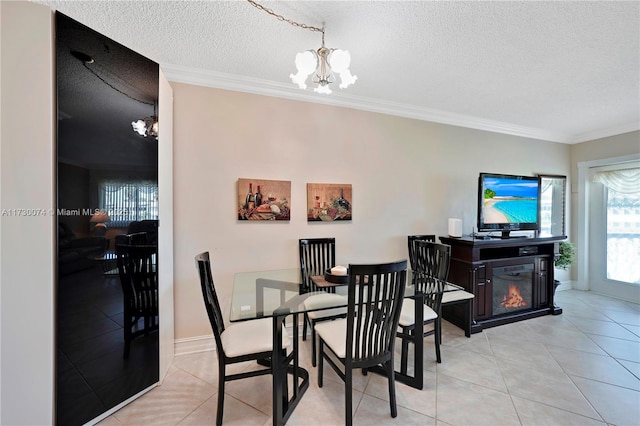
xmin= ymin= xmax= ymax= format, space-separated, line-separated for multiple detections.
xmin=82 ymin=62 xmax=154 ymax=106
xmin=247 ymin=0 xmax=324 ymax=42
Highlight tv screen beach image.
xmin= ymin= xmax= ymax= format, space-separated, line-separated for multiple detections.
xmin=482 ymin=177 xmax=538 ymax=224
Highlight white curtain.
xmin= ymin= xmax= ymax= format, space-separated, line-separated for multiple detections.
xmin=593 ymin=168 xmax=640 ymax=194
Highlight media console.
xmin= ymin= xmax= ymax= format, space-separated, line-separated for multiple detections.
xmin=439 ymin=235 xmax=565 ymax=334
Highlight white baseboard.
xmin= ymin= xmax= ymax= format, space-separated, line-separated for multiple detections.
xmin=555 ymin=280 xmax=575 ymax=292
xmin=174 ymin=334 xmax=216 ymax=356
xmin=174 ymin=323 xmax=300 ymax=356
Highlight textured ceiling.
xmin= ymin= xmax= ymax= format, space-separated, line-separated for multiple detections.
xmin=38 ymin=0 xmax=640 ymax=143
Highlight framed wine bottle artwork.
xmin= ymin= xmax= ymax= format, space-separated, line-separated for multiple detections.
xmin=307 ymin=183 xmax=352 ymax=222
xmin=237 ymin=178 xmax=291 ymax=220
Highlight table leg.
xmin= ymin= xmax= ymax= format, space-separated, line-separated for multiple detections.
xmin=369 ymin=293 xmax=425 ymax=390
xmin=272 ymin=314 xmax=285 ymax=425
xmin=271 ymin=313 xmax=309 ymax=426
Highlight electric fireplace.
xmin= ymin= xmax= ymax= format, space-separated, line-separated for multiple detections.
xmin=492 ymin=264 xmax=534 ymax=316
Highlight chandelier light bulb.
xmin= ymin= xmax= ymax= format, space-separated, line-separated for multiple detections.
xmin=314 ymin=84 xmax=332 ymax=95
xmin=290 ymin=51 xmax=317 ymax=89
xmin=131 ymin=119 xmax=148 ymax=136
xmin=329 ymin=49 xmax=350 ymax=73
xmin=131 ymin=116 xmax=159 ymax=140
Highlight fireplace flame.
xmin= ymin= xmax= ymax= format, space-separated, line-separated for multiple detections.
xmin=500 ymin=284 xmax=528 ymax=308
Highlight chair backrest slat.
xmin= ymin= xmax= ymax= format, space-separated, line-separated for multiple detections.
xmin=407 ymin=235 xmax=436 ymax=270
xmin=299 ymin=238 xmax=336 ymax=292
xmin=116 ymin=244 xmax=158 ymax=314
xmin=413 ymin=240 xmax=450 ymax=280
xmin=347 ymin=260 xmax=407 ymax=365
xmin=412 ymin=240 xmax=450 ymax=313
xmin=195 ymin=252 xmax=226 ymax=354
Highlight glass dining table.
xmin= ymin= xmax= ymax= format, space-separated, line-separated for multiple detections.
xmin=231 ymin=268 xmax=462 ymax=426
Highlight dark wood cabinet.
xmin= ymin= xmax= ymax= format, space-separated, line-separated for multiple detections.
xmin=440 ymin=236 xmax=564 ymax=334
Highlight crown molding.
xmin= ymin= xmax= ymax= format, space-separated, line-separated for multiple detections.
xmin=161 ymin=63 xmax=633 ymax=144
xmin=569 ymin=121 xmax=640 ymax=144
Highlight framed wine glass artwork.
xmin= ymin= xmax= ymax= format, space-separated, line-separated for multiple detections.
xmin=238 ymin=178 xmax=291 ymax=221
xmin=307 ymin=183 xmax=352 ymax=222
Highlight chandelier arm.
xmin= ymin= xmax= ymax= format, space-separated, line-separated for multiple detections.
xmin=246 ymin=0 xmax=324 ymax=36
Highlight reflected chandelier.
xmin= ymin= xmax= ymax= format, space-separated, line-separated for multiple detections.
xmin=131 ymin=102 xmax=159 ymax=140
xmin=70 ymin=50 xmax=158 ymax=140
xmin=247 ymin=0 xmax=357 ymax=94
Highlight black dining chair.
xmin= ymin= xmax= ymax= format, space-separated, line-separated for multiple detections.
xmin=299 ymin=238 xmax=347 ymax=367
xmin=397 ymin=240 xmax=450 ymax=373
xmin=316 ymin=260 xmax=407 ymax=426
xmin=195 ymin=252 xmax=291 ymax=426
xmin=116 ymin=243 xmax=159 ymax=359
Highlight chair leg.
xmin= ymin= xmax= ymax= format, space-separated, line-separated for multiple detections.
xmin=303 ymin=313 xmax=308 ymax=341
xmin=400 ymin=328 xmax=410 ymax=375
xmin=434 ymin=321 xmax=442 ymax=364
xmin=318 ymin=339 xmax=324 ymax=388
xmin=345 ymin=367 xmax=353 ymax=426
xmin=123 ymin=317 xmax=132 ymax=360
xmin=216 ymin=362 xmax=225 ymax=426
xmin=311 ymin=321 xmax=317 ymax=367
xmin=386 ymin=358 xmax=398 ymax=418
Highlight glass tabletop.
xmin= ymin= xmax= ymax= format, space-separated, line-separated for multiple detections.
xmin=231 ymin=268 xmax=462 ymax=322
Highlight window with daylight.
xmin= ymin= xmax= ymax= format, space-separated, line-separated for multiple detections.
xmin=594 ymin=168 xmax=640 ymax=284
xmin=539 ymin=175 xmax=566 ymax=237
xmin=99 ymin=180 xmax=158 ymax=227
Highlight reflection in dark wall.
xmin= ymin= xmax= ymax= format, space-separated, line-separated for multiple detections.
xmin=56 ymin=13 xmax=159 ymax=425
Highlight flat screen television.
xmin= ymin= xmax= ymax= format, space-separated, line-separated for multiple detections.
xmin=477 ymin=173 xmax=541 ymax=238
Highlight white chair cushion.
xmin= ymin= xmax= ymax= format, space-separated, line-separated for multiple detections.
xmin=304 ymin=293 xmax=348 ymax=320
xmin=398 ymin=298 xmax=438 ymax=327
xmin=316 ymin=318 xmax=383 ymax=359
xmin=315 ymin=318 xmax=348 ymax=358
xmin=442 ymin=289 xmax=474 ymax=304
xmin=221 ymin=317 xmax=291 ymax=358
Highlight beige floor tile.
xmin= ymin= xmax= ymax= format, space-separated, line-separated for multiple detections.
xmin=436 ymin=373 xmax=519 ymax=426
xmin=587 ymin=333 xmax=640 ymax=363
xmin=572 ymin=375 xmax=640 ymax=426
xmin=497 ymin=356 xmax=601 ymax=420
xmin=483 ymin=321 xmax=540 ymax=343
xmin=286 ymin=374 xmax=363 ymax=425
xmin=619 ymin=359 xmax=640 ymax=379
xmin=178 ymin=393 xmax=269 ymax=425
xmin=436 ymin=349 xmax=508 ymax=393
xmin=487 ymin=335 xmax=559 ymax=370
xmin=354 ymin=393 xmax=435 ymax=425
xmin=535 ymin=326 xmax=609 ymax=355
xmin=622 ymin=323 xmax=640 ymax=338
xmin=441 ymin=326 xmax=494 ymax=357
xmin=224 ymin=372 xmax=274 ymax=416
xmin=526 ymin=313 xmax=582 ymax=333
xmin=566 ymin=315 xmax=640 ymax=341
xmin=511 ymin=396 xmax=605 ymax=425
xmin=547 ymin=344 xmax=640 ymax=391
xmin=170 ymin=351 xmax=220 ymax=387
xmin=364 ymin=368 xmax=437 ymax=418
xmin=112 ymin=369 xmax=216 ymax=425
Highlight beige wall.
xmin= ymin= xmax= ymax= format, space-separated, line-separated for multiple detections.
xmin=171 ymin=82 xmax=572 ymax=341
xmin=1 ymin=2 xmax=55 ymax=424
xmin=569 ymin=131 xmax=640 ymax=294
xmin=571 ymin=131 xmax=640 ymax=166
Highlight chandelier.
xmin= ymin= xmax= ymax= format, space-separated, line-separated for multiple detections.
xmin=247 ymin=0 xmax=357 ymax=94
xmin=131 ymin=115 xmax=159 ymax=139
xmin=132 ymin=100 xmax=158 ymax=139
